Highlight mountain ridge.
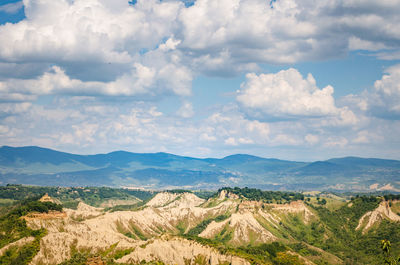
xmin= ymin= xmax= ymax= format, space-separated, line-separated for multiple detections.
xmin=3 ymin=145 xmax=398 ymax=163
xmin=0 ymin=145 xmax=400 ymax=192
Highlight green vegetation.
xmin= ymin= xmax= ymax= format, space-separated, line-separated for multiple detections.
xmin=308 ymin=196 xmax=394 ymax=264
xmin=105 ymin=200 xmax=148 ymax=212
xmin=58 ymin=238 xmax=137 ymax=265
xmin=165 ymin=189 xmax=192 ymax=194
xmin=384 ymin=194 xmax=400 ymax=201
xmin=112 ymin=247 xmax=135 ymax=260
xmin=289 ymin=242 xmax=321 ymax=257
xmin=279 ymin=215 xmax=326 ymax=248
xmin=0 ymin=184 xmax=156 ymax=207
xmin=2 ymin=185 xmax=400 ymax=265
xmin=184 ymin=193 xmax=400 ymax=264
xmin=234 ymin=242 xmax=305 ymax=265
xmin=129 ymin=222 xmax=147 ymax=240
xmin=187 ymin=214 xmax=231 ymax=236
xmin=0 ymin=196 xmax=56 ymax=264
xmin=219 ymin=187 xmax=304 ymax=203
xmin=0 ymin=234 xmax=46 ymax=265
xmin=0 ymin=197 xmax=60 ymax=248
xmin=194 ymin=190 xmax=217 ymax=200
xmin=59 ymin=248 xmax=159 ymax=265
xmin=182 ymin=235 xmax=305 ymax=265
xmin=381 ymin=239 xmax=400 ymax=265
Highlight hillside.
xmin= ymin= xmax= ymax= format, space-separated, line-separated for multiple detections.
xmin=0 ymin=187 xmax=399 ymax=264
xmin=1 ymin=146 xmax=400 ymax=191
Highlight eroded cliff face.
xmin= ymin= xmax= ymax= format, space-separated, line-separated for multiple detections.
xmin=118 ymin=236 xmax=250 ymax=265
xmin=356 ymin=200 xmax=400 ymax=233
xmin=18 ymin=192 xmax=319 ymax=264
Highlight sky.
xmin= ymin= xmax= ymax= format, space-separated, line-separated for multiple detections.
xmin=0 ymin=0 xmax=400 ymax=161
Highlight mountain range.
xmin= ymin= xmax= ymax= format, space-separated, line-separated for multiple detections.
xmin=1 ymin=145 xmax=400 ymax=191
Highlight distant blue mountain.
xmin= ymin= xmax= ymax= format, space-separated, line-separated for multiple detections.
xmin=0 ymin=146 xmax=399 ymax=191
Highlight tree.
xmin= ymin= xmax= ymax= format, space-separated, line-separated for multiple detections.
xmin=381 ymin=239 xmax=400 ymax=265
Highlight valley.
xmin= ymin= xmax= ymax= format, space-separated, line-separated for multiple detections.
xmin=0 ymin=185 xmax=399 ymax=264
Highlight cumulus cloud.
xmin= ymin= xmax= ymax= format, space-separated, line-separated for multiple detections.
xmin=369 ymin=64 xmax=400 ymax=118
xmin=345 ymin=64 xmax=400 ymax=120
xmin=1 ymin=0 xmax=400 ymax=160
xmin=0 ymin=0 xmax=399 ymax=85
xmin=0 ymin=62 xmax=191 ymax=98
xmin=0 ymin=0 xmax=189 ymax=97
xmin=0 ymin=94 xmax=398 ymax=160
xmin=237 ymin=68 xmax=343 ymax=119
xmin=176 ymin=0 xmax=400 ymax=73
xmin=0 ymin=0 xmax=180 ymax=63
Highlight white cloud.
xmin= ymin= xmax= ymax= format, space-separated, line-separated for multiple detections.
xmin=348 ymin=37 xmax=388 ymax=51
xmin=176 ymin=0 xmax=400 ymax=73
xmin=0 ymin=94 xmax=399 ymax=160
xmin=323 ymin=137 xmax=349 ymax=148
xmin=0 ymin=125 xmax=9 ymax=134
xmin=224 ymin=137 xmax=237 ymax=146
xmin=237 ymin=68 xmax=341 ymax=118
xmin=207 ymin=110 xmax=270 ymax=146
xmin=0 ymin=0 xmax=400 ymax=160
xmin=305 ymin=134 xmax=319 ymax=145
xmin=72 ymin=123 xmax=99 ymax=145
xmin=178 ymin=0 xmax=319 ymax=65
xmin=0 ymin=102 xmax=32 ymax=116
xmin=0 ymin=1 xmax=23 ymax=14
xmin=0 ymin=0 xmax=191 ymax=99
xmin=176 ymin=101 xmax=194 ymax=118
xmin=352 ymin=130 xmax=375 ymax=144
xmin=0 ymin=63 xmax=191 ymax=98
xmin=0 ymin=0 xmax=181 ymax=63
xmin=0 ymin=0 xmax=399 ymax=85
xmin=271 ymin=134 xmax=301 ymax=146
xmin=362 ymin=64 xmax=400 ymax=119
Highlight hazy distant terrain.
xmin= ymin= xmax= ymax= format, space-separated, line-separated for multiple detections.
xmin=1 ymin=146 xmax=400 ymax=192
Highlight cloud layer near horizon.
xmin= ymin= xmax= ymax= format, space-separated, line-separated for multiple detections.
xmin=1 ymin=0 xmax=400 ymax=160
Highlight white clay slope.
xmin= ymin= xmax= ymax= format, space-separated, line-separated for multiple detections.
xmin=118 ymin=237 xmax=250 ymax=265
xmin=199 ymin=212 xmax=277 ymax=244
xmin=26 ymin=193 xmax=238 ymax=264
xmin=356 ymin=201 xmax=400 ymax=232
xmin=16 ymin=192 xmax=319 ymax=264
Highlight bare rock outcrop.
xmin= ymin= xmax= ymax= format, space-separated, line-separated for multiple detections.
xmin=356 ymin=201 xmax=400 ymax=232
xmin=118 ymin=237 xmax=250 ymax=265
xmin=199 ymin=212 xmax=277 ymax=244
xmin=272 ymin=200 xmax=315 ymax=223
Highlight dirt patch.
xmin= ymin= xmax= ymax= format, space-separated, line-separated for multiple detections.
xmin=86 ymin=256 xmax=106 ymax=265
xmin=22 ymin=211 xmax=66 ymax=220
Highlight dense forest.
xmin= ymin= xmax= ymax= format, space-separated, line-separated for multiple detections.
xmin=218 ymin=186 xmax=305 ymax=203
